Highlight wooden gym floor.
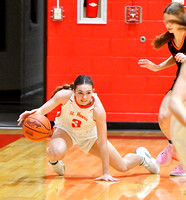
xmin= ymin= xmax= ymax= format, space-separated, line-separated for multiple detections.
xmin=0 ymin=129 xmax=186 ymax=200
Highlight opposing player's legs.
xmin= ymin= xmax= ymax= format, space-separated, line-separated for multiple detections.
xmin=47 ymin=128 xmax=73 ymax=175
xmin=157 ymin=91 xmax=175 ymax=165
xmin=157 ymin=92 xmax=186 ymax=176
xmin=89 ymin=140 xmax=159 ymax=174
xmin=170 ymin=116 xmax=186 ymax=176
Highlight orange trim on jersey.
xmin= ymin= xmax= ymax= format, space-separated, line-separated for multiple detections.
xmin=74 ymin=96 xmax=95 ymax=109
xmin=172 ymin=31 xmax=186 ymax=50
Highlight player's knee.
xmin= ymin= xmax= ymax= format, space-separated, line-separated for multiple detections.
xmin=118 ymin=166 xmax=128 ymax=172
xmin=159 ymin=112 xmax=171 ymax=130
xmin=159 ymin=105 xmax=171 ymax=121
xmin=115 ymin=162 xmax=129 ymax=172
xmin=47 ymin=146 xmax=66 ymax=160
xmin=159 ymin=111 xmax=168 ymax=122
xmin=121 ymin=166 xmax=129 ymax=172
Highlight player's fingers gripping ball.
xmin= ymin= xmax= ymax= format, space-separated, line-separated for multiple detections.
xmin=22 ymin=113 xmax=51 ymax=142
xmin=170 ymin=115 xmax=186 ymax=170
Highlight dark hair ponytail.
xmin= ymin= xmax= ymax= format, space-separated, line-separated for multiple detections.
xmin=51 ymin=75 xmax=94 ymax=98
xmin=52 ymin=83 xmax=74 ymax=98
xmin=153 ymin=31 xmax=174 ymax=49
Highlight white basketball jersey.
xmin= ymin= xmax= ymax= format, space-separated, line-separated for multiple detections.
xmin=55 ymin=93 xmax=97 ymax=136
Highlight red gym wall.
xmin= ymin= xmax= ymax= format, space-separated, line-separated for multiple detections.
xmin=46 ymin=0 xmax=178 ymax=122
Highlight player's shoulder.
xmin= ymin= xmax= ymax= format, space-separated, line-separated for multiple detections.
xmin=93 ymin=93 xmax=102 ymax=107
xmin=93 ymin=94 xmax=106 ymax=117
xmin=168 ymin=40 xmax=173 ymax=48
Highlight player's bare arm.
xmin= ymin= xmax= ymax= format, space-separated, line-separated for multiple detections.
xmin=138 ymin=55 xmax=175 ymax=71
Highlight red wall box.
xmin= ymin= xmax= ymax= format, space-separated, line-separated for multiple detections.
xmin=86 ymin=0 xmax=98 ymax=18
xmin=46 ymin=0 xmax=179 ymax=122
xmin=125 ymin=6 xmax=142 ymax=24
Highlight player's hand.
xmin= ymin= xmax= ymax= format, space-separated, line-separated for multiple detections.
xmin=95 ymin=174 xmax=119 ymax=182
xmin=138 ymin=59 xmax=158 ymax=72
xmin=175 ymin=53 xmax=186 ymax=63
xmin=17 ymin=109 xmax=38 ymax=126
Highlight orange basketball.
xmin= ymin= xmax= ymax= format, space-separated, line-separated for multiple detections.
xmin=22 ymin=113 xmax=51 ymax=142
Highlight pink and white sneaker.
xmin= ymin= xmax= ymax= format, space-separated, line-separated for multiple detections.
xmin=170 ymin=164 xmax=186 ymax=176
xmin=156 ymin=143 xmax=174 ymax=165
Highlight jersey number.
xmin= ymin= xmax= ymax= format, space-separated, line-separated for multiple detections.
xmin=72 ymin=119 xmax=82 ymax=128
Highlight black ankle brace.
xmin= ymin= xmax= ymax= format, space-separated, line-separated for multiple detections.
xmin=49 ymin=160 xmax=58 ymax=165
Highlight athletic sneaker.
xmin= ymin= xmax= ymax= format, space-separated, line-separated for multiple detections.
xmin=170 ymin=164 xmax=186 ymax=176
xmin=135 ymin=147 xmax=160 ymax=174
xmin=156 ymin=143 xmax=174 ymax=165
xmin=49 ymin=160 xmax=65 ymax=176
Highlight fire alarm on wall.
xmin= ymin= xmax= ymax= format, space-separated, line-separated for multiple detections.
xmin=125 ymin=6 xmax=142 ymax=24
xmin=51 ymin=0 xmax=65 ymax=21
xmin=51 ymin=7 xmax=65 ymax=21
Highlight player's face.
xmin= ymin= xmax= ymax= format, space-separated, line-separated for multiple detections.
xmin=74 ymin=84 xmax=94 ymax=106
xmin=164 ymin=13 xmax=182 ymax=33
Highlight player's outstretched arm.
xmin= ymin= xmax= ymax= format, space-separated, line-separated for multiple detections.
xmin=17 ymin=90 xmax=72 ymax=125
xmin=138 ymin=55 xmax=175 ymax=72
xmin=93 ymin=97 xmax=119 ymax=181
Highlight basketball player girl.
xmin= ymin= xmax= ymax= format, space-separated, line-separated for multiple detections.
xmin=169 ymin=60 xmax=186 ymax=171
xmin=138 ymin=2 xmax=186 ymax=176
xmin=168 ymin=15 xmax=186 ymax=170
xmin=169 ymin=62 xmax=186 ymax=126
xmin=18 ymin=75 xmax=159 ymax=181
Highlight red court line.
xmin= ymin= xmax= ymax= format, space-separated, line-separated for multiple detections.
xmin=0 ymin=134 xmax=24 ymax=148
xmin=108 ymin=135 xmax=167 ymax=140
xmin=0 ymin=134 xmax=166 ymax=149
